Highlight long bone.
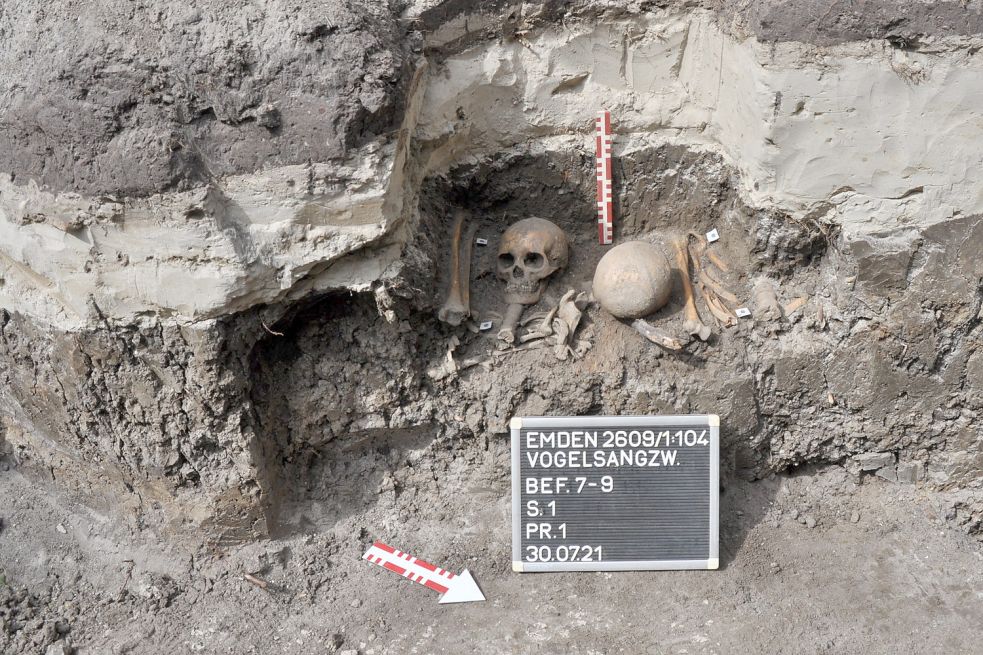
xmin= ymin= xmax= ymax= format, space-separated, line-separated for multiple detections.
xmin=438 ymin=210 xmax=473 ymax=326
xmin=672 ymin=237 xmax=711 ymax=341
xmin=631 ymin=318 xmax=684 ymax=350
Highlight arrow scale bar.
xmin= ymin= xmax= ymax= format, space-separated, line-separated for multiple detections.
xmin=362 ymin=541 xmax=485 ymax=604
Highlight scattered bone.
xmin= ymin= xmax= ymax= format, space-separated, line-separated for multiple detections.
xmin=427 ymin=335 xmax=485 ymax=380
xmin=592 ymin=241 xmax=672 ymax=319
xmin=427 ymin=335 xmax=460 ymax=379
xmin=427 ymin=352 xmax=486 ymax=380
xmin=703 ymin=292 xmax=737 ymax=328
xmin=673 ymin=238 xmax=711 ymax=341
xmin=698 ymin=268 xmax=739 ymax=304
xmin=520 ymin=310 xmax=552 ymax=327
xmin=706 ymin=249 xmax=730 ymax=272
xmin=491 ymin=340 xmax=549 ymax=358
xmin=438 ymin=210 xmax=473 ymax=326
xmin=261 ymin=321 xmax=284 ymax=337
xmin=244 ymin=573 xmax=269 ymax=590
xmin=509 ymin=290 xmax=589 ymax=359
xmin=752 ymin=278 xmax=783 ymax=321
xmin=783 ymin=296 xmax=809 ymax=316
xmin=519 ymin=305 xmax=559 ymax=343
xmin=550 ymin=290 xmax=589 ymax=360
xmin=814 ymin=302 xmax=828 ymax=330
xmin=631 ymin=319 xmax=684 ymax=351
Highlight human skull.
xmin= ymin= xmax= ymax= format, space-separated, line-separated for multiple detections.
xmin=592 ymin=240 xmax=672 ymax=319
xmin=497 ymin=217 xmax=569 ymax=305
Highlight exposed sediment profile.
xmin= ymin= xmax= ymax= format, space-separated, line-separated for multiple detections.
xmin=1 ymin=1 xmax=981 ymax=544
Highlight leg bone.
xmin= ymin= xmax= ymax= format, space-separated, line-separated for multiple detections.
xmin=438 ymin=210 xmax=472 ymax=326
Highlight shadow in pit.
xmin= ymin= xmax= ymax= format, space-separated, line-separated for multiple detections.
xmin=247 ymin=291 xmax=450 ymax=539
xmin=266 ymin=425 xmax=441 ymax=538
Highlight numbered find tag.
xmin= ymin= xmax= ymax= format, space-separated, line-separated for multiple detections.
xmin=510 ymin=414 xmax=719 ymax=572
xmin=705 ymin=229 xmax=720 ymax=243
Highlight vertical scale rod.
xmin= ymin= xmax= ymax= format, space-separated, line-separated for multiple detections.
xmin=595 ymin=109 xmax=614 ymax=245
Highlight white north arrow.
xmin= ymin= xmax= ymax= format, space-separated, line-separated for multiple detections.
xmin=362 ymin=541 xmax=485 ymax=604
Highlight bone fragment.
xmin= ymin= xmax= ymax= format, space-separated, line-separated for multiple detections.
xmin=702 ymin=288 xmax=737 ymax=327
xmin=698 ymin=269 xmax=739 ymax=304
xmin=519 ymin=305 xmax=559 ymax=343
xmin=783 ymin=296 xmax=809 ymax=316
xmin=631 ymin=319 xmax=684 ymax=351
xmin=460 ymin=223 xmax=476 ymax=305
xmin=497 ymin=302 xmax=525 ymax=347
xmin=426 ymin=335 xmax=489 ymax=380
xmin=520 ymin=310 xmax=551 ymax=327
xmin=438 ymin=211 xmax=472 ymax=326
xmin=261 ymin=321 xmax=284 ymax=337
xmin=673 ymin=238 xmax=711 ymax=341
xmin=427 ymin=352 xmax=486 ymax=381
xmin=706 ymin=249 xmax=730 ymax=272
xmin=551 ymin=290 xmax=589 ymax=360
xmin=815 ymin=302 xmax=827 ymax=330
xmin=244 ymin=573 xmax=269 ymax=590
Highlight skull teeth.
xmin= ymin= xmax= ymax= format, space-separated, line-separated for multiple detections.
xmin=507 ymin=281 xmax=540 ymax=293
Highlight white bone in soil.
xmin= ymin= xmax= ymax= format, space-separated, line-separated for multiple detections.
xmin=631 ymin=318 xmax=685 ymax=351
xmin=497 ymin=302 xmax=526 ymax=346
xmin=673 ymin=237 xmax=712 ymax=341
xmin=437 ymin=210 xmax=473 ymax=326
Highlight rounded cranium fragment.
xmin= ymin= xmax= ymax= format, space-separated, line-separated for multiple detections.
xmin=592 ymin=240 xmax=672 ymax=319
xmin=497 ymin=217 xmax=569 ymax=305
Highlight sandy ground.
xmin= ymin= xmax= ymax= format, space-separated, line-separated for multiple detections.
xmin=2 ymin=448 xmax=982 ymax=655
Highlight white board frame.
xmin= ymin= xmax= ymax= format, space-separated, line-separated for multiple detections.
xmin=511 ymin=414 xmax=720 ymax=572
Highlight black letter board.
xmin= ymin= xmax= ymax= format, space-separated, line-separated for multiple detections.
xmin=511 ymin=415 xmax=719 ymax=572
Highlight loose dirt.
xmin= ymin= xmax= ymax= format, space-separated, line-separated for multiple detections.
xmin=3 ymin=450 xmax=982 ymax=654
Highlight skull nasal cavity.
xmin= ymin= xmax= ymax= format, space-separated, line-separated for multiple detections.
xmin=523 ymin=252 xmax=545 ymax=269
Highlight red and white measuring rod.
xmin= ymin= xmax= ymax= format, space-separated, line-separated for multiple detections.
xmin=595 ymin=109 xmax=614 ymax=245
xmin=362 ymin=541 xmax=485 ymax=604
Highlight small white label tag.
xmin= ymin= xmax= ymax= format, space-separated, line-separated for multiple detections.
xmin=479 ymin=320 xmax=494 ymax=331
xmin=706 ymin=229 xmax=720 ymax=243
xmin=735 ymin=307 xmax=752 ymax=318
xmin=475 ymin=238 xmax=489 ymax=246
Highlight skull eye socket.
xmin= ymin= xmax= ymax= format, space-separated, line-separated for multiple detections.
xmin=523 ymin=252 xmax=545 ymax=270
xmin=498 ymin=253 xmax=515 ymax=268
